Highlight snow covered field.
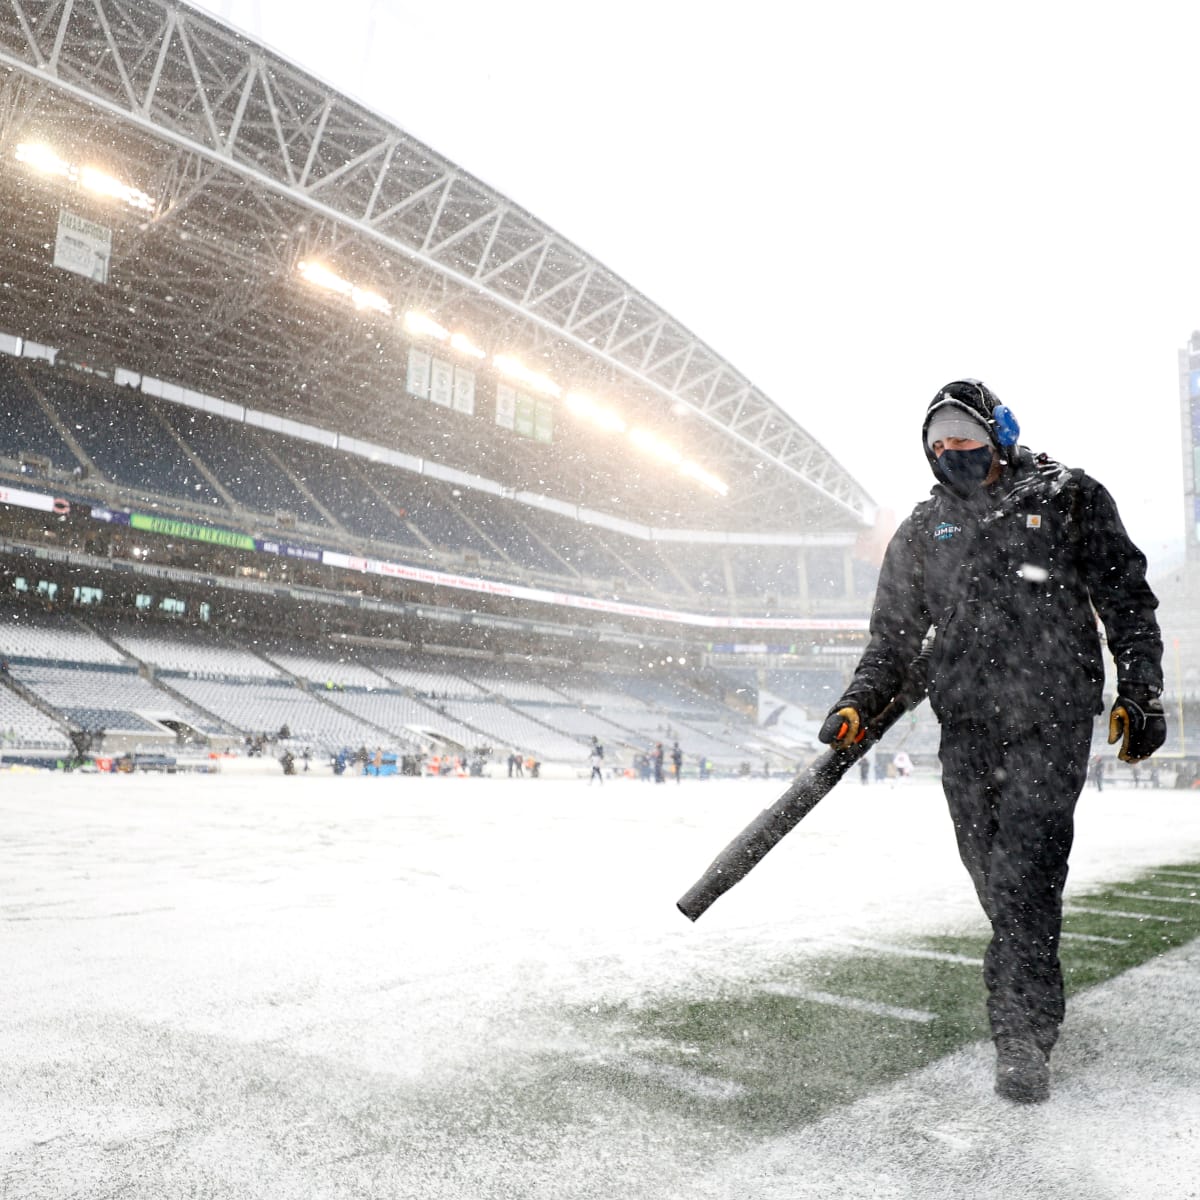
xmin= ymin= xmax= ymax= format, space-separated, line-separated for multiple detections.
xmin=3 ymin=770 xmax=1199 ymax=1199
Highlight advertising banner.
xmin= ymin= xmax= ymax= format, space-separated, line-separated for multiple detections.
xmin=514 ymin=392 xmax=535 ymax=438
xmin=129 ymin=513 xmax=257 ymax=550
xmin=453 ymin=365 xmax=476 ymax=415
xmin=406 ymin=347 xmax=431 ymax=399
xmin=430 ymin=357 xmax=453 ymax=407
xmin=54 ymin=208 xmax=111 ymax=283
xmin=495 ymin=383 xmax=516 ymax=430
xmin=534 ymin=399 xmax=554 ymax=444
xmin=0 ymin=484 xmax=69 ymax=515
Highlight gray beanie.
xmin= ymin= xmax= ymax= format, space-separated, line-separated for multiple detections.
xmin=925 ymin=409 xmax=990 ymax=449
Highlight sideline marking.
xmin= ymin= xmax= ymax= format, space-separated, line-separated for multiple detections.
xmin=1061 ymin=931 xmax=1128 ymax=945
xmin=605 ymin=1054 xmax=746 ymax=1101
xmin=1066 ymin=905 xmax=1182 ymax=923
xmin=835 ymin=938 xmax=983 ymax=967
xmin=1152 ymin=869 xmax=1200 ymax=881
xmin=763 ymin=984 xmax=937 ymax=1024
xmin=1112 ymin=891 xmax=1200 ymax=907
xmin=920 ymin=1128 xmax=974 ymax=1151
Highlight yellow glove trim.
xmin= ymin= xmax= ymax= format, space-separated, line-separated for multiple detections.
xmin=1107 ymin=704 xmax=1126 ymax=750
xmin=832 ymin=706 xmax=863 ymax=749
xmin=1108 ymin=703 xmax=1145 ymax=763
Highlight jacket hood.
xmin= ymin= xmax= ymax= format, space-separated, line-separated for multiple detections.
xmin=922 ymin=379 xmax=1017 ymax=481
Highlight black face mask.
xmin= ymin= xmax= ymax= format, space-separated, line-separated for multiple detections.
xmin=937 ymin=446 xmax=993 ymax=493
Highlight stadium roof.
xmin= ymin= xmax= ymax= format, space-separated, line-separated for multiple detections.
xmin=0 ymin=0 xmax=874 ymax=535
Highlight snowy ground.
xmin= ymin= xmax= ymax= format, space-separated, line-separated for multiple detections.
xmin=2 ymin=770 xmax=1200 ymax=1199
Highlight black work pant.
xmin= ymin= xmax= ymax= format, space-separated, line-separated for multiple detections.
xmin=938 ymin=718 xmax=1092 ymax=1053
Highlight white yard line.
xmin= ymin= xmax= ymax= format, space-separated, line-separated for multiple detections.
xmin=763 ymin=984 xmax=937 ymax=1024
xmin=833 ymin=937 xmax=983 ymax=966
xmin=1151 ymin=869 xmax=1200 ymax=880
xmin=1061 ymin=931 xmax=1129 ymax=945
xmin=1112 ymin=891 xmax=1200 ymax=906
xmin=1141 ymin=880 xmax=1200 ymax=891
xmin=604 ymin=1054 xmax=746 ymax=1101
xmin=1066 ymin=906 xmax=1182 ymax=923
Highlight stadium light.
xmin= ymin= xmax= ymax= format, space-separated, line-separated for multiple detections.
xmin=298 ymin=262 xmax=392 ymax=316
xmin=565 ymin=391 xmax=626 ymax=433
xmin=629 ymin=427 xmax=684 ymax=466
xmin=15 ymin=142 xmax=70 ymax=178
xmin=298 ymin=260 xmax=351 ymax=295
xmin=404 ymin=314 xmax=485 ymax=359
xmin=403 ymin=310 xmax=449 ymax=341
xmin=79 ymin=165 xmax=154 ymax=213
xmin=449 ymin=332 xmax=487 ymax=360
xmin=493 ymin=354 xmax=562 ymax=399
xmin=680 ymin=459 xmax=729 ymax=496
xmin=15 ymin=142 xmax=154 ymax=212
xmin=629 ymin=427 xmax=728 ymax=495
xmin=350 ymin=286 xmax=391 ymax=315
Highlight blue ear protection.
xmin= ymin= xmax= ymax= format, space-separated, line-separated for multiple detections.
xmin=992 ymin=404 xmax=1020 ymax=447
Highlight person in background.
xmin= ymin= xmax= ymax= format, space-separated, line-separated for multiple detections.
xmin=589 ymin=739 xmax=604 ymax=785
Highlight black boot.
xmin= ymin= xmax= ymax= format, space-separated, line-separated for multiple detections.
xmin=994 ymin=1036 xmax=1050 ymax=1104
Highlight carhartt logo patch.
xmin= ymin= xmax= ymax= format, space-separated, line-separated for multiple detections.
xmin=933 ymin=522 xmax=962 ymax=541
xmin=1026 ymin=514 xmax=1042 ymax=529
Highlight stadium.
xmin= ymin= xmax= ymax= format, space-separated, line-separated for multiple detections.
xmin=0 ymin=0 xmax=896 ymax=778
xmin=3 ymin=6 xmax=1200 ymax=1198
xmin=4 ymin=3 xmax=1197 ymax=784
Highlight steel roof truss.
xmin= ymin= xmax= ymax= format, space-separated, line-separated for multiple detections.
xmin=138 ymin=5 xmax=173 ymax=116
xmin=9 ymin=1 xmax=46 ymax=70
xmin=0 ymin=0 xmax=874 ymax=524
xmin=425 ymin=204 xmax=500 ymax=260
xmin=173 ymin=18 xmax=222 ymax=146
xmin=297 ymin=98 xmax=332 ymax=188
xmin=89 ymin=0 xmax=140 ymax=111
xmin=50 ymin=0 xmax=75 ymax=73
xmin=478 ymin=234 xmax=551 ymax=287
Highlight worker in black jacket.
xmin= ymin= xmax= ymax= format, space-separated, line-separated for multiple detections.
xmin=819 ymin=379 xmax=1165 ymax=1104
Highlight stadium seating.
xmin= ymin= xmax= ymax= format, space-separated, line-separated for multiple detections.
xmin=40 ymin=376 xmax=226 ymax=508
xmin=157 ymin=406 xmax=328 ymax=525
xmin=653 ymin=544 xmax=730 ymax=599
xmin=0 ymin=358 xmax=855 ymax=614
xmin=730 ymin=545 xmax=801 ymax=599
xmin=257 ymin=644 xmax=391 ymax=689
xmin=0 ymin=597 xmax=846 ymax=767
xmin=107 ymin=622 xmax=280 ymax=678
xmin=0 ymin=358 xmax=81 ymax=473
xmin=8 ymin=662 xmax=216 ymax=736
xmin=445 ymin=488 xmax=570 ymax=575
xmin=0 ymin=607 xmax=127 ymax=665
xmin=266 ymin=437 xmax=433 ymax=548
xmin=0 ymin=684 xmax=72 ymax=751
xmin=437 ymin=699 xmax=587 ymax=761
xmin=451 ymin=658 xmax=570 ymax=704
xmin=763 ymin=669 xmax=847 ymax=711
xmin=331 ymin=687 xmax=489 ymax=750
xmin=370 ymin=654 xmax=487 ymax=698
xmin=162 ymin=675 xmax=394 ymax=754
xmin=511 ymin=701 xmax=640 ymax=748
xmin=374 ymin=474 xmax=496 ymax=558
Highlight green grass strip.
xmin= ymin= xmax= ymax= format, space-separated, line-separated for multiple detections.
xmin=572 ymin=862 xmax=1200 ymax=1132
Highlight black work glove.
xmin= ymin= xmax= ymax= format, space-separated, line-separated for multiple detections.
xmin=1107 ymin=690 xmax=1166 ymax=763
xmin=818 ymin=704 xmax=866 ymax=750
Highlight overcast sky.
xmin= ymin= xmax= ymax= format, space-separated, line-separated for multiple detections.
xmin=195 ymin=0 xmax=1198 ymax=563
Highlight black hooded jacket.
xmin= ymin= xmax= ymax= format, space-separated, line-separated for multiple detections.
xmin=841 ymin=446 xmax=1163 ymax=729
